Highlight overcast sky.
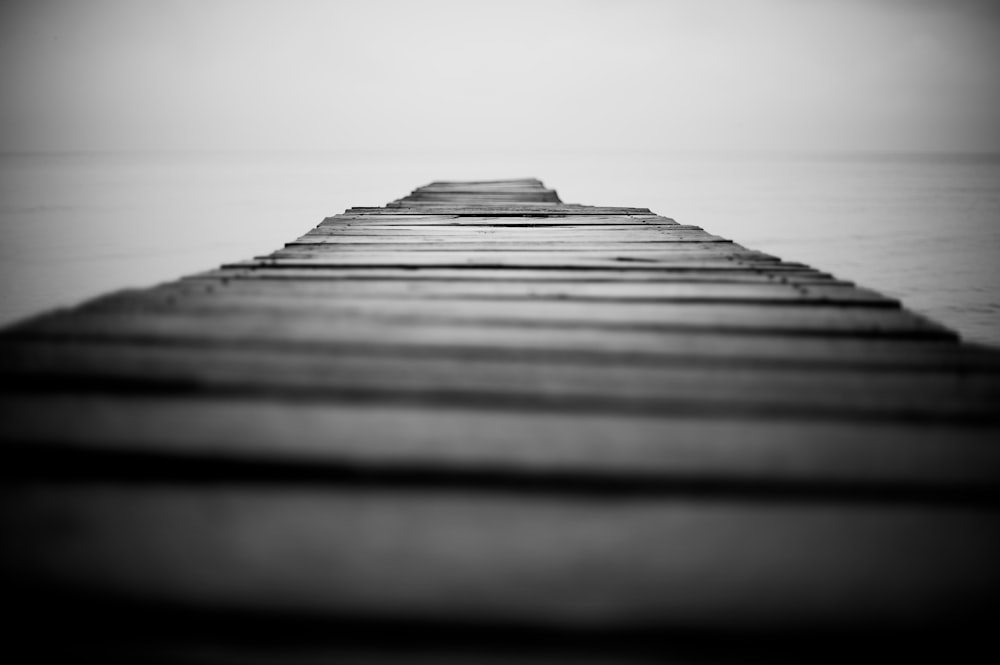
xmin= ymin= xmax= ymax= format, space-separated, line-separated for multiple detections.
xmin=2 ymin=0 xmax=998 ymax=153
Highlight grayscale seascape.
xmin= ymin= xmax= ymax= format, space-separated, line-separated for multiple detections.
xmin=2 ymin=1 xmax=999 ymax=661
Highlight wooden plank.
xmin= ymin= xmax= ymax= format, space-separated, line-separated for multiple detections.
xmin=299 ymin=229 xmax=719 ymax=239
xmin=307 ymin=224 xmax=699 ymax=234
xmin=326 ymin=218 xmax=663 ymax=226
xmin=197 ymin=266 xmax=843 ymax=284
xmin=147 ymin=278 xmax=897 ymax=306
xmin=249 ymin=254 xmax=783 ymax=268
xmin=305 ymin=228 xmax=700 ymax=238
xmin=405 ymin=188 xmax=557 ymax=193
xmin=326 ymin=213 xmax=671 ymax=219
xmin=268 ymin=245 xmax=766 ymax=256
xmin=322 ymin=217 xmax=674 ymax=225
xmin=76 ymin=292 xmax=955 ymax=338
xmin=401 ymin=193 xmax=561 ymax=202
xmin=9 ymin=309 xmax=991 ymax=369
xmin=267 ymin=248 xmax=765 ymax=260
xmin=325 ymin=214 xmax=463 ymax=221
xmin=401 ymin=188 xmax=559 ymax=195
xmin=309 ymin=225 xmax=689 ymax=233
xmin=3 ymin=340 xmax=996 ymax=419
xmin=425 ymin=178 xmax=545 ymax=185
xmin=397 ymin=199 xmax=563 ymax=206
xmin=415 ymin=187 xmax=549 ymax=192
xmin=2 ymin=486 xmax=997 ymax=629
xmin=402 ymin=196 xmax=564 ymax=203
xmin=342 ymin=208 xmax=653 ymax=217
xmin=415 ymin=187 xmax=553 ymax=194
xmin=3 ymin=395 xmax=1000 ymax=491
xmin=405 ymin=183 xmax=555 ymax=190
xmin=286 ymin=240 xmax=731 ymax=249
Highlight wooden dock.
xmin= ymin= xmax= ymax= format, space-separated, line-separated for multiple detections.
xmin=2 ymin=179 xmax=999 ymax=662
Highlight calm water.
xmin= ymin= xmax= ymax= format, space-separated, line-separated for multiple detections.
xmin=2 ymin=151 xmax=999 ymax=346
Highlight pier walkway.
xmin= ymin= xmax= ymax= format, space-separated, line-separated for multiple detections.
xmin=2 ymin=179 xmax=999 ymax=661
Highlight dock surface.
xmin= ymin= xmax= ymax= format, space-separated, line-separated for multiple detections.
xmin=2 ymin=179 xmax=999 ymax=661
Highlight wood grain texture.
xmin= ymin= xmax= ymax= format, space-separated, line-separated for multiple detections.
xmin=71 ymin=292 xmax=955 ymax=338
xmin=194 ymin=265 xmax=844 ymax=283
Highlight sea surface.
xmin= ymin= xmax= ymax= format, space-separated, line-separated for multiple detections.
xmin=2 ymin=150 xmax=998 ymax=346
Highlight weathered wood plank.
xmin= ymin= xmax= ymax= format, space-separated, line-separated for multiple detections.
xmin=3 ymin=395 xmax=999 ymax=491
xmin=3 ymin=340 xmax=996 ymax=419
xmin=197 ymin=266 xmax=843 ymax=284
xmin=148 ymin=278 xmax=897 ymax=306
xmin=426 ymin=178 xmax=545 ymax=185
xmin=265 ymin=249 xmax=772 ymax=260
xmin=245 ymin=255 xmax=789 ymax=269
xmin=2 ymin=486 xmax=996 ymax=629
xmin=306 ymin=223 xmax=700 ymax=234
xmin=8 ymin=309 xmax=991 ymax=369
xmin=402 ymin=187 xmax=559 ymax=194
xmin=306 ymin=227 xmax=699 ymax=237
xmin=287 ymin=240 xmax=732 ymax=250
xmin=297 ymin=230 xmax=723 ymax=240
xmin=324 ymin=215 xmax=674 ymax=224
xmin=265 ymin=248 xmax=772 ymax=261
xmin=400 ymin=192 xmax=561 ymax=202
xmin=75 ymin=292 xmax=954 ymax=338
xmin=341 ymin=208 xmax=653 ymax=217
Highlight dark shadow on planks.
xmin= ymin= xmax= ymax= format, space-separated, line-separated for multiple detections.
xmin=2 ymin=178 xmax=999 ymax=663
